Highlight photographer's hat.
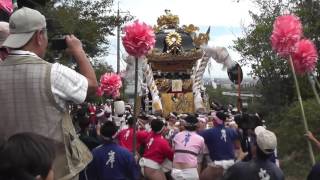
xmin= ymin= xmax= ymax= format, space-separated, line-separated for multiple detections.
xmin=3 ymin=7 xmax=46 ymax=48
xmin=255 ymin=126 xmax=277 ymax=154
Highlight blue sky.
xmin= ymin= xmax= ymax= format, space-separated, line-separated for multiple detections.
xmin=200 ymin=26 xmax=242 ymax=37
xmin=102 ymin=0 xmax=256 ymax=78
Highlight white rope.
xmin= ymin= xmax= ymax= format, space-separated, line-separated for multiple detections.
xmin=192 ymin=46 xmax=236 ymax=112
xmin=193 ymin=53 xmax=210 ymax=112
xmin=141 ymin=59 xmax=163 ymax=113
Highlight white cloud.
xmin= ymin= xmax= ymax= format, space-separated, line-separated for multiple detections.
xmin=117 ymin=0 xmax=254 ymax=27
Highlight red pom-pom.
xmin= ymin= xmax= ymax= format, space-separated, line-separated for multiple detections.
xmin=291 ymin=39 xmax=318 ymax=74
xmin=270 ymin=14 xmax=303 ymax=57
xmin=98 ymin=73 xmax=122 ymax=98
xmin=122 ymin=20 xmax=155 ymax=58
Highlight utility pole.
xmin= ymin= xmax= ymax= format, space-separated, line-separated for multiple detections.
xmin=116 ymin=1 xmax=120 ymax=74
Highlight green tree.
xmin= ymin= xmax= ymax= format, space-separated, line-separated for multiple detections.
xmin=294 ymin=0 xmax=320 ymax=77
xmin=233 ymin=0 xmax=318 ymax=112
xmin=34 ymin=0 xmax=132 ymax=103
xmin=206 ymin=85 xmax=235 ymax=106
xmin=268 ymin=99 xmax=320 ymax=179
xmin=92 ymin=60 xmax=114 ymax=80
xmin=41 ymin=0 xmax=132 ymax=58
xmin=233 ymin=0 xmax=294 ymax=111
xmin=233 ymin=0 xmax=320 ymax=179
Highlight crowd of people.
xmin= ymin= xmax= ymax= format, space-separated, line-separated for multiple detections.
xmin=0 ymin=6 xmax=319 ymax=180
xmin=68 ymin=101 xmax=284 ymax=180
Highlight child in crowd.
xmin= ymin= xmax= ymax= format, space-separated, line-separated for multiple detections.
xmin=0 ymin=132 xmax=55 ymax=180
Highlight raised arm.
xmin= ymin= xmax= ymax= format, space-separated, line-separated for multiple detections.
xmin=305 ymin=131 xmax=320 ymax=150
xmin=66 ymin=35 xmax=98 ymax=95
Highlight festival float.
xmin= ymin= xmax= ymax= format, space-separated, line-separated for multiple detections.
xmin=124 ymin=10 xmax=242 ymax=117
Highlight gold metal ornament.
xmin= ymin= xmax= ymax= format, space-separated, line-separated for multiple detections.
xmin=193 ymin=26 xmax=211 ymax=47
xmin=193 ymin=33 xmax=210 ymax=47
xmin=182 ymin=79 xmax=193 ymax=91
xmin=161 ymin=93 xmax=194 ymax=117
xmin=182 ymin=24 xmax=199 ymax=34
xmin=157 ymin=10 xmax=179 ymax=28
xmin=165 ymin=32 xmax=182 ymax=47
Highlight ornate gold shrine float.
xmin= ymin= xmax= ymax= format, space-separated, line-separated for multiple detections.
xmin=147 ymin=10 xmax=210 ymax=116
xmin=124 ymin=10 xmax=239 ymax=117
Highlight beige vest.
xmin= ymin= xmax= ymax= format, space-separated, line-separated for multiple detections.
xmin=0 ymin=55 xmax=92 ymax=179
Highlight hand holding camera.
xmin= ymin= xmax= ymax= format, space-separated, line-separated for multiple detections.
xmin=50 ymin=35 xmax=67 ymax=51
xmin=51 ymin=34 xmax=84 ymax=54
xmin=65 ymin=35 xmax=85 ymax=56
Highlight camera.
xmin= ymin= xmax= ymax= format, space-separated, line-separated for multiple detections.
xmin=50 ymin=35 xmax=67 ymax=51
xmin=45 ymin=18 xmax=68 ymax=51
xmin=17 ymin=0 xmax=49 ymax=9
xmin=234 ymin=113 xmax=262 ymax=130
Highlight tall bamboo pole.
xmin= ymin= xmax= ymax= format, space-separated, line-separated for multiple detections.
xmin=132 ymin=58 xmax=139 ymax=157
xmin=311 ymin=74 xmax=320 ymax=90
xmin=289 ymin=56 xmax=315 ymax=165
xmin=308 ymin=74 xmax=320 ymax=105
xmin=237 ymin=66 xmax=241 ymax=112
xmin=116 ymin=2 xmax=120 ymax=74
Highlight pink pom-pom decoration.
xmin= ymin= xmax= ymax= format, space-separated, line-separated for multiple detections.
xmin=291 ymin=39 xmax=318 ymax=74
xmin=270 ymin=14 xmax=303 ymax=57
xmin=97 ymin=73 xmax=122 ymax=98
xmin=122 ymin=20 xmax=156 ymax=58
xmin=0 ymin=0 xmax=13 ymax=13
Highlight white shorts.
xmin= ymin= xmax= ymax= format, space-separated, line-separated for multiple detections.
xmin=139 ymin=158 xmax=161 ymax=169
xmin=139 ymin=158 xmax=173 ymax=176
xmin=161 ymin=159 xmax=173 ymax=173
xmin=208 ymin=160 xmax=235 ymax=170
xmin=139 ymin=158 xmax=161 ymax=176
xmin=171 ymin=168 xmax=199 ymax=180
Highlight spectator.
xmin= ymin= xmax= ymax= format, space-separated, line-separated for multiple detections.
xmin=0 ymin=21 xmax=9 ymax=61
xmin=305 ymin=131 xmax=320 ymax=150
xmin=85 ymin=121 xmax=140 ymax=180
xmin=76 ymin=110 xmax=102 ymax=151
xmin=223 ymin=127 xmax=284 ymax=180
xmin=95 ymin=108 xmax=107 ymax=124
xmin=0 ymin=7 xmax=98 ymax=179
xmin=307 ymin=163 xmax=320 ymax=180
xmin=0 ymin=132 xmax=55 ymax=180
xmin=305 ymin=131 xmax=320 ymax=180
xmin=250 ymin=126 xmax=280 ymax=167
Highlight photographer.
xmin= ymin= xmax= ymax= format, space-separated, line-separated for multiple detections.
xmin=234 ymin=112 xmax=263 ymax=162
xmin=223 ymin=127 xmax=284 ymax=180
xmin=0 ymin=7 xmax=98 ymax=180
